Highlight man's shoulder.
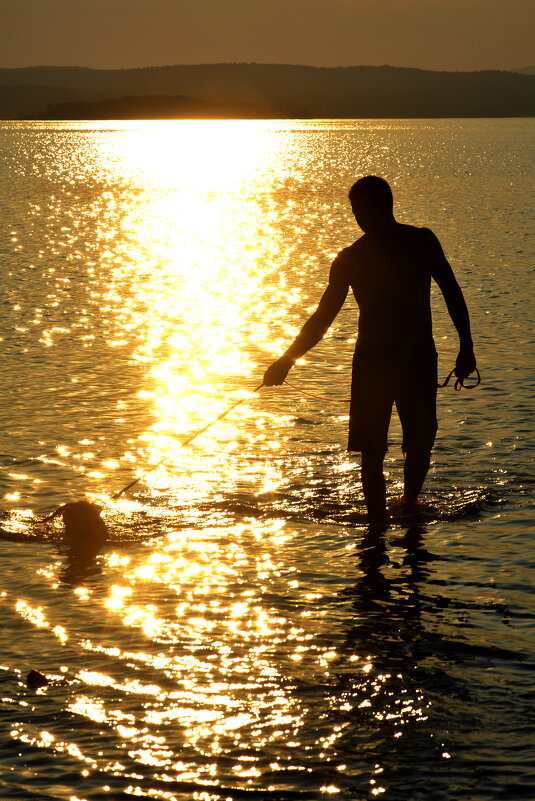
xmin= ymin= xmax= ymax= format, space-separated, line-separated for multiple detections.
xmin=398 ymin=222 xmax=435 ymax=239
xmin=329 ymin=239 xmax=365 ymax=283
xmin=397 ymin=224 xmax=443 ymax=257
xmin=333 ymin=237 xmax=366 ymax=263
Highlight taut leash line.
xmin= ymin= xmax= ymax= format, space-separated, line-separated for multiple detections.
xmin=283 ymin=380 xmax=351 ymax=402
xmin=112 ymin=382 xmax=264 ymax=500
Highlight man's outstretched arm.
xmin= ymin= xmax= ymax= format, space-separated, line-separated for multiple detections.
xmin=263 ymin=263 xmax=349 ymax=386
xmin=427 ymin=230 xmax=477 ymax=378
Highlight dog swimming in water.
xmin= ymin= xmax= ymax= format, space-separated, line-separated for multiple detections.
xmin=43 ymin=500 xmax=108 ymax=558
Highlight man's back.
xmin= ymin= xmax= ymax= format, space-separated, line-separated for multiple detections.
xmin=330 ymin=223 xmax=436 ymax=358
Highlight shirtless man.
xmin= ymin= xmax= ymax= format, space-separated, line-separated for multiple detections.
xmin=263 ymin=176 xmax=477 ymax=526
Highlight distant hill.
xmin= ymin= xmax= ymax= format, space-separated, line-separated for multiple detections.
xmin=0 ymin=83 xmax=103 ymax=119
xmin=512 ymin=66 xmax=535 ymax=75
xmin=1 ymin=64 xmax=534 ymax=119
xmin=29 ymin=93 xmax=281 ymax=120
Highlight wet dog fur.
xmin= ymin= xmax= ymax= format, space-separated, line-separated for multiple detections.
xmin=44 ymin=500 xmax=108 ymax=558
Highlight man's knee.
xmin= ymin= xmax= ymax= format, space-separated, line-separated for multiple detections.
xmin=361 ymin=447 xmax=387 ymax=467
xmin=401 ymin=424 xmax=437 ymax=455
xmin=404 ymin=445 xmax=432 ymax=461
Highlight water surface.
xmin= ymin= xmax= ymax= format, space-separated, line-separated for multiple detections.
xmin=0 ymin=119 xmax=534 ymax=800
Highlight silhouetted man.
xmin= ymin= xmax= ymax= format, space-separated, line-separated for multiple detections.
xmin=263 ymin=176 xmax=476 ymax=526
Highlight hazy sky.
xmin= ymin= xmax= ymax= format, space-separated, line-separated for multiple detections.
xmin=1 ymin=0 xmax=533 ymax=72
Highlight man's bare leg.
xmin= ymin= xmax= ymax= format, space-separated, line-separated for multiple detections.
xmin=361 ymin=449 xmax=388 ymax=526
xmin=402 ymin=448 xmax=431 ymax=510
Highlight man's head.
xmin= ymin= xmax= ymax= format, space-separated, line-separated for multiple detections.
xmin=348 ymin=176 xmax=394 ymax=233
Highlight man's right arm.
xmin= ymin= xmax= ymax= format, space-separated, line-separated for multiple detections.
xmin=263 ymin=254 xmax=350 ymax=386
xmin=426 ymin=229 xmax=477 ymax=378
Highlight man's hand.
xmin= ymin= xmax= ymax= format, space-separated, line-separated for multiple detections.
xmin=455 ymin=346 xmax=477 ymax=379
xmin=263 ymin=356 xmax=294 ymax=386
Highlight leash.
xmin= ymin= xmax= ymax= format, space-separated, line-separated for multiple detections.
xmin=41 ymin=382 xmax=265 ymax=518
xmin=41 ymin=364 xmax=481 ymax=515
xmin=438 ymin=367 xmax=481 ymax=392
xmin=283 ymin=380 xmax=351 ymax=402
xmin=111 ymin=382 xmax=265 ymax=500
xmin=284 ymin=367 xmax=481 ymax=402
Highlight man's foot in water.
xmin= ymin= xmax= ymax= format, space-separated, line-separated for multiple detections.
xmin=388 ymin=495 xmax=421 ymax=521
xmin=366 ymin=514 xmax=390 ymax=533
xmin=401 ymin=497 xmax=419 ymax=516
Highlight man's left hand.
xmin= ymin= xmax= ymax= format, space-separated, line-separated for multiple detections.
xmin=455 ymin=346 xmax=477 ymax=379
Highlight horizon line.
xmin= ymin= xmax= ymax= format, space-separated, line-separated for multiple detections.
xmin=0 ymin=62 xmax=533 ymax=75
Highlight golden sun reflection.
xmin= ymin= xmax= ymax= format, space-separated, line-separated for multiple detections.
xmin=65 ymin=121 xmax=313 ymax=505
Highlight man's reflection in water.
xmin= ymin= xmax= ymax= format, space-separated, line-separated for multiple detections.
xmin=347 ymin=525 xmax=434 ymax=655
xmin=326 ymin=526 xmax=464 ymax=799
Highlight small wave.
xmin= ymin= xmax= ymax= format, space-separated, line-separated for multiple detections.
xmin=0 ymin=483 xmax=510 ymax=548
xmin=418 ymin=636 xmax=533 ymax=666
xmin=0 ymin=527 xmax=58 ymax=544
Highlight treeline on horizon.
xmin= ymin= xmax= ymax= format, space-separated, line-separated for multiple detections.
xmin=26 ymin=94 xmax=279 ymax=121
xmin=0 ymin=64 xmax=534 ymax=120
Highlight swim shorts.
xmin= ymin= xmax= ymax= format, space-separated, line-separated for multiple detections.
xmin=348 ymin=351 xmax=438 ymax=454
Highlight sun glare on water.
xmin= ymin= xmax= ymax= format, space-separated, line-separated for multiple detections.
xmin=72 ymin=120 xmax=312 ymax=503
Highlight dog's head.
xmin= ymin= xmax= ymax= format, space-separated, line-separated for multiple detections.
xmin=57 ymin=500 xmax=108 ymax=556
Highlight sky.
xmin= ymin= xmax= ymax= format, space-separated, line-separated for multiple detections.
xmin=1 ymin=0 xmax=533 ymax=72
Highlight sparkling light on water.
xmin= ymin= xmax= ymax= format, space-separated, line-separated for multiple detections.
xmin=0 ymin=119 xmax=534 ymax=800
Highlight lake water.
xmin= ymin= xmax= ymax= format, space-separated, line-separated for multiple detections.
xmin=0 ymin=118 xmax=533 ymax=800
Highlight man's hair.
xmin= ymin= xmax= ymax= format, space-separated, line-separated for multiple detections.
xmin=348 ymin=176 xmax=393 ymax=210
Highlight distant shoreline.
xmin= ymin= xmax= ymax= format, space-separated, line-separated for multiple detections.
xmin=1 ymin=63 xmax=534 ymax=120
xmin=23 ymin=93 xmax=281 ymax=121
